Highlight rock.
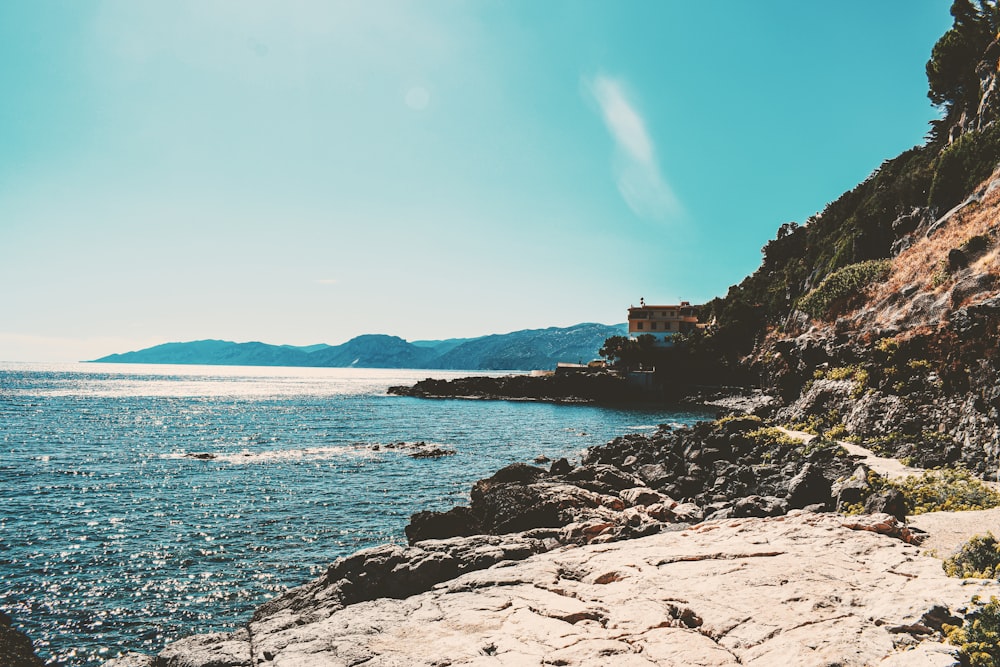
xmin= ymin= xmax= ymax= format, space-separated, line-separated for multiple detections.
xmin=0 ymin=612 xmax=44 ymax=667
xmin=947 ymin=247 xmax=969 ymax=271
xmin=636 ymin=462 xmax=672 ymax=487
xmin=785 ymin=462 xmax=833 ymax=509
xmin=483 ymin=462 xmax=547 ymax=485
xmin=671 ymin=501 xmax=704 ymax=523
xmin=833 ymin=465 xmax=873 ymax=511
xmin=156 ymin=630 xmax=251 ymax=667
xmin=950 ymin=271 xmax=997 ymax=308
xmin=103 ymin=653 xmax=155 ymax=667
xmin=733 ymin=495 xmax=788 ymax=518
xmin=619 ymin=486 xmax=668 ymax=507
xmin=406 ymin=506 xmax=482 ymax=544
xmin=864 ymin=488 xmax=911 ymax=522
xmin=151 ymin=512 xmax=995 ymax=666
xmin=549 ymin=457 xmax=572 ymax=475
xmin=409 ymin=447 xmax=457 ymax=458
xmin=563 ymin=463 xmax=644 ymax=494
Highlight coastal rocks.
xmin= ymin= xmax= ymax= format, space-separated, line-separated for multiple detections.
xmin=404 ymin=420 xmax=859 ymax=548
xmin=388 ymin=371 xmax=644 ymax=404
xmin=130 ymin=511 xmax=997 ymax=666
xmin=0 ymin=612 xmax=44 ymax=667
xmin=406 ymin=506 xmax=481 ymax=542
xmin=375 ymin=441 xmax=457 ymax=458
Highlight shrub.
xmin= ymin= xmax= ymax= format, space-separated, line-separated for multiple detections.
xmin=841 ymin=467 xmax=1000 ymax=516
xmin=946 ymin=595 xmax=1000 ymax=666
xmin=894 ymin=468 xmax=1000 ymax=514
xmin=796 ymin=260 xmax=893 ymax=319
xmin=929 ymin=122 xmax=1000 ymax=212
xmin=815 ymin=365 xmax=870 ymax=399
xmin=746 ymin=427 xmax=801 ymax=449
xmin=944 ymin=534 xmax=1000 ymax=579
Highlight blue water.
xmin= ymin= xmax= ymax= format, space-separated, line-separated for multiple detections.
xmin=0 ymin=362 xmax=711 ymax=665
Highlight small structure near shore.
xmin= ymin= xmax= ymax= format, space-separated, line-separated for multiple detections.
xmin=627 ymin=298 xmax=699 ymax=346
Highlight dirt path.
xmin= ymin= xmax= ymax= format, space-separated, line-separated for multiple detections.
xmin=778 ymin=427 xmax=928 ymax=480
xmin=778 ymin=427 xmax=1000 ymax=556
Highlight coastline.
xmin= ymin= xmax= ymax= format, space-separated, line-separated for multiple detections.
xmin=103 ymin=404 xmax=992 ymax=665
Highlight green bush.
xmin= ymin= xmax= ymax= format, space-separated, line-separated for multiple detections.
xmin=894 ymin=468 xmax=1000 ymax=514
xmin=746 ymin=427 xmax=801 ymax=449
xmin=947 ymin=595 xmax=1000 ymax=666
xmin=840 ymin=467 xmax=1000 ymax=516
xmin=929 ymin=122 xmax=1000 ymax=211
xmin=944 ymin=534 xmax=1000 ymax=579
xmin=796 ymin=260 xmax=892 ymax=320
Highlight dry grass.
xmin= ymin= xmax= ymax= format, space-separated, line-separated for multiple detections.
xmin=880 ymin=173 xmax=1000 ymax=300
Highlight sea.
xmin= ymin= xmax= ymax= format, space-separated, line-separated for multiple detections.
xmin=0 ymin=362 xmax=713 ymax=665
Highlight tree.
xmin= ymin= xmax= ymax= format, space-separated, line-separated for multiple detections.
xmin=926 ymin=1 xmax=997 ymax=112
xmin=599 ymin=334 xmax=658 ymax=370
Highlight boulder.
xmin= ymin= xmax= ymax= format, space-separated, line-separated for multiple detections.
xmin=733 ymin=495 xmax=788 ymax=518
xmin=864 ymin=488 xmax=911 ymax=522
xmin=406 ymin=506 xmax=482 ymax=544
xmin=785 ymin=462 xmax=833 ymax=509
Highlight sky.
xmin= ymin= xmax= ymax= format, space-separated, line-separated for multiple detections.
xmin=1 ymin=1 xmax=952 ymax=362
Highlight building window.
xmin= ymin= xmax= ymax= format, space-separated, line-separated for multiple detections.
xmin=651 ymin=322 xmax=658 ymax=330
xmin=636 ymin=322 xmax=644 ymax=330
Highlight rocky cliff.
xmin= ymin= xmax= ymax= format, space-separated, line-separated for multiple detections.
xmin=674 ymin=5 xmax=1000 ymax=478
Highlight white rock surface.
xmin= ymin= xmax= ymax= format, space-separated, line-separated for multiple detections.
xmin=111 ymin=511 xmax=1000 ymax=667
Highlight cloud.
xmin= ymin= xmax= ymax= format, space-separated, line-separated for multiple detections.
xmin=315 ymin=278 xmax=338 ymax=285
xmin=586 ymin=75 xmax=680 ymax=221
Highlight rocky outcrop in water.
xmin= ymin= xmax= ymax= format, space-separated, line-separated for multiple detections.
xmin=388 ymin=371 xmax=647 ymax=404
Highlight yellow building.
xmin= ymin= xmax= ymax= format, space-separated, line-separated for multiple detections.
xmin=627 ymin=299 xmax=698 ymax=346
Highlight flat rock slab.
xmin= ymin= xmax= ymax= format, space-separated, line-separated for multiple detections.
xmin=910 ymin=507 xmax=1000 ymax=556
xmin=126 ymin=512 xmax=1000 ymax=667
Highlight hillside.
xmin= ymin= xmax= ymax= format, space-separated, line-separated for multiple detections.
xmin=92 ymin=323 xmax=627 ymax=371
xmin=667 ymin=1 xmax=1000 ymax=478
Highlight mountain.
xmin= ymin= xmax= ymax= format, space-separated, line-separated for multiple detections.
xmin=305 ymin=335 xmax=440 ymax=369
xmin=431 ymin=323 xmax=624 ymax=371
xmin=94 ymin=340 xmax=312 ymax=367
xmin=410 ymin=337 xmax=475 ymax=355
xmin=91 ymin=323 xmax=627 ymax=371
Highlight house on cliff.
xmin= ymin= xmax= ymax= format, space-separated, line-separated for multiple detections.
xmin=627 ymin=299 xmax=699 ymax=346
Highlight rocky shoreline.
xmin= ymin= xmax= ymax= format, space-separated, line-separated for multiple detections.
xmin=103 ymin=416 xmax=984 ymax=666
xmin=388 ymin=372 xmax=653 ymax=404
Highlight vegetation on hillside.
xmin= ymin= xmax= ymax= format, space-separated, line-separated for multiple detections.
xmin=601 ymin=0 xmax=1000 ymax=385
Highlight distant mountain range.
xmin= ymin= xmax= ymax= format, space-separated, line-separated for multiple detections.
xmin=91 ymin=323 xmax=627 ymax=371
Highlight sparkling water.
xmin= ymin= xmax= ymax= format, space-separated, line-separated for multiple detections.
xmin=0 ymin=362 xmax=711 ymax=665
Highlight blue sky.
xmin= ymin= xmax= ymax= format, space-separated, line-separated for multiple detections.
xmin=1 ymin=1 xmax=950 ymax=362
